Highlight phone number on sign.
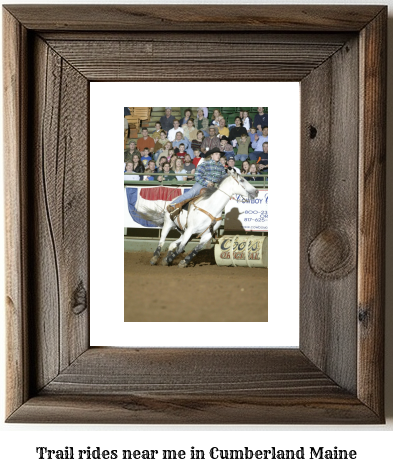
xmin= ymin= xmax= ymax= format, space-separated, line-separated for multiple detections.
xmin=243 ymin=210 xmax=268 ymax=223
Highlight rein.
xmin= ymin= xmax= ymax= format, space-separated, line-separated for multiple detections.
xmin=215 ymin=186 xmax=232 ymax=199
xmin=191 ymin=174 xmax=241 ymax=238
xmin=216 ymin=173 xmax=248 ymax=199
xmin=176 ymin=173 xmax=251 ymax=238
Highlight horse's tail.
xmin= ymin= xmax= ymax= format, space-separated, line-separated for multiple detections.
xmin=134 ymin=200 xmax=166 ymax=228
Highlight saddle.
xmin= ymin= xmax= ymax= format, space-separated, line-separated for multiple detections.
xmin=167 ymin=188 xmax=222 ymax=239
xmin=167 ymin=188 xmax=207 ymax=220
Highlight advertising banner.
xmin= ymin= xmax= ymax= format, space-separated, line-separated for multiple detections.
xmin=224 ymin=189 xmax=268 ymax=232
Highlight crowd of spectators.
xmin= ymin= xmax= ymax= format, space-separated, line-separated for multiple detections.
xmin=124 ymin=107 xmax=268 ymax=182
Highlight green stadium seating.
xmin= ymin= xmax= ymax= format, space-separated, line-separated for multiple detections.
xmin=247 ymin=107 xmax=268 ymax=114
xmin=222 ymin=107 xmax=237 ymax=114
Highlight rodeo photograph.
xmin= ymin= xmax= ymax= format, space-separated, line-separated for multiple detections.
xmin=124 ymin=107 xmax=268 ymax=322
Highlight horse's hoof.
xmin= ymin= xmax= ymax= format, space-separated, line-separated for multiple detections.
xmin=150 ymin=256 xmax=158 ymax=266
xmin=178 ymin=260 xmax=188 ymax=268
xmin=162 ymin=258 xmax=169 ymax=266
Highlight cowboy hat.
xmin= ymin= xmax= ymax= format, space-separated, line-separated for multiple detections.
xmin=204 ymin=147 xmax=226 ymax=158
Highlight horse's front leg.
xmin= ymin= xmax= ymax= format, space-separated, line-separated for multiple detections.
xmin=151 ymin=215 xmax=174 ymax=265
xmin=178 ymin=232 xmax=212 ymax=268
xmin=163 ymin=227 xmax=193 ymax=266
xmin=161 ymin=236 xmax=182 ymax=265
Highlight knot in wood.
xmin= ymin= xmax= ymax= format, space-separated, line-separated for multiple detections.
xmin=308 ymin=228 xmax=354 ymax=279
xmin=72 ymin=281 xmax=87 ymax=315
xmin=309 ymin=125 xmax=317 ymax=139
xmin=358 ymin=307 xmax=371 ymax=328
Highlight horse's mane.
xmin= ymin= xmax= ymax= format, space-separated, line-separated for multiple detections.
xmin=199 ymin=174 xmax=232 ymax=200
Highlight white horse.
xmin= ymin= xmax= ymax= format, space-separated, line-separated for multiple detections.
xmin=135 ymin=169 xmax=259 ymax=268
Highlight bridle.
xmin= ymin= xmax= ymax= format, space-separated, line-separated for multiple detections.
xmin=180 ymin=173 xmax=256 ymax=240
xmin=216 ymin=172 xmax=254 ymax=200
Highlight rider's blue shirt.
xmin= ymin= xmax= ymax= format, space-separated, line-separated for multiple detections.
xmin=195 ymin=160 xmax=227 ymax=187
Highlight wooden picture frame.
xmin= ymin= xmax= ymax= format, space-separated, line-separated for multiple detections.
xmin=4 ymin=5 xmax=386 ymax=424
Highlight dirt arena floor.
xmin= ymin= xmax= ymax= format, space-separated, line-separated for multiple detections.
xmin=124 ymin=249 xmax=268 ymax=322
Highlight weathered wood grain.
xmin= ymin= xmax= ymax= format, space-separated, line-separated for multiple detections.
xmin=9 ymin=392 xmax=379 ymax=424
xmin=358 ymin=9 xmax=386 ymax=417
xmin=3 ymin=8 xmax=29 ymax=418
xmin=3 ymin=5 xmax=384 ymax=31
xmin=44 ymin=348 xmax=341 ymax=394
xmin=7 ymin=349 xmax=380 ymax=424
xmin=40 ymin=31 xmax=354 ymax=44
xmin=27 ymin=36 xmax=89 ymax=391
xmin=300 ymin=36 xmax=359 ymax=393
xmin=44 ymin=39 xmax=346 ymax=81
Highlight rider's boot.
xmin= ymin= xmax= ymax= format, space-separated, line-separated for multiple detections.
xmin=167 ymin=202 xmax=182 ymax=219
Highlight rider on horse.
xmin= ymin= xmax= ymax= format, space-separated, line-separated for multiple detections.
xmin=166 ymin=147 xmax=227 ymax=217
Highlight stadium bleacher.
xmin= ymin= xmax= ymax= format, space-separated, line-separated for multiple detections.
xmin=125 ymin=107 xmax=268 ymax=147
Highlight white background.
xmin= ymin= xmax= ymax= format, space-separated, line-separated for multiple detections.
xmin=0 ymin=0 xmax=392 ymax=472
xmin=90 ymin=82 xmax=299 ymax=347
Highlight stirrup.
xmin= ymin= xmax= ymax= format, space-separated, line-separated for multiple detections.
xmin=167 ymin=204 xmax=181 ymax=219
